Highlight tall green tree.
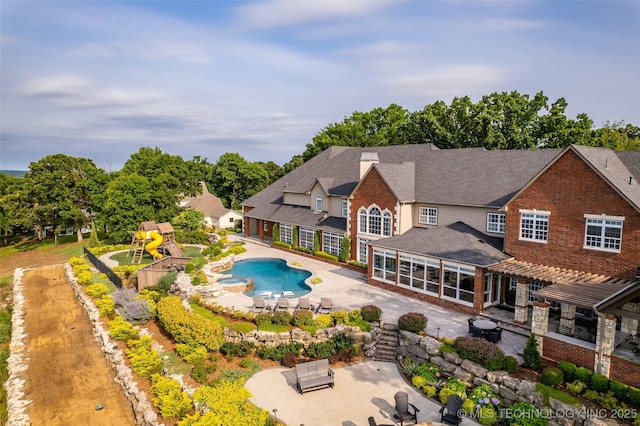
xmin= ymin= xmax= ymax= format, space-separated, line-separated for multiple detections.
xmin=102 ymin=173 xmax=155 ymax=242
xmin=209 ymin=153 xmax=270 ymax=209
xmin=21 ymin=154 xmax=103 ymax=242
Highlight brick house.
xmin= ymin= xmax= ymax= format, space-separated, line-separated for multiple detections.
xmin=242 ymin=144 xmax=640 ymax=382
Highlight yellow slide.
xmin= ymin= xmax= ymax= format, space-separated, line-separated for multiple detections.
xmin=135 ymin=230 xmax=164 ymax=259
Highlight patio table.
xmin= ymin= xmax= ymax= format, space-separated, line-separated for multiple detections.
xmin=473 ymin=319 xmax=497 ymax=330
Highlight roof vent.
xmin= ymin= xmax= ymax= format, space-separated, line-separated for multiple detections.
xmin=630 ymin=176 xmax=633 ymax=185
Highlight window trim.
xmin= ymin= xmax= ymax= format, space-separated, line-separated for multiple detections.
xmin=299 ymin=227 xmax=315 ymax=250
xmin=487 ymin=212 xmax=506 ymax=234
xmin=280 ymin=224 xmax=293 ymax=244
xmin=441 ymin=262 xmax=475 ymax=307
xmin=418 ymin=207 xmax=438 ymax=225
xmin=358 ymin=205 xmax=393 ymax=236
xmin=519 ymin=209 xmax=550 ymax=243
xmin=322 ymin=232 xmax=342 ymax=257
xmin=583 ymin=214 xmax=624 ymax=253
xmin=341 ymin=199 xmax=348 ymax=218
xmin=315 ymin=194 xmax=323 ymax=212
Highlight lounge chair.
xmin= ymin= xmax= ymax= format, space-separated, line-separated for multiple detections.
xmin=296 ymin=297 xmax=313 ymax=311
xmin=251 ymin=297 xmax=268 ymax=313
xmin=318 ymin=297 xmax=334 ymax=314
xmin=275 ymin=297 xmax=290 ymax=311
xmin=440 ymin=394 xmax=464 ymax=425
xmin=282 ymin=291 xmax=295 ymax=298
xmin=393 ymin=391 xmax=419 ymax=426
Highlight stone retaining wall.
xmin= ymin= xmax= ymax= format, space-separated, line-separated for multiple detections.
xmin=398 ymin=331 xmax=620 ymax=426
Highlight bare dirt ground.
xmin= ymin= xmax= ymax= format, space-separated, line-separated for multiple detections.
xmin=20 ymin=265 xmax=137 ymax=425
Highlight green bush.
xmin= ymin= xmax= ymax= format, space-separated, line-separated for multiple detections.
xmin=503 ymin=355 xmax=519 ymax=373
xmin=254 ymin=312 xmax=272 ymax=326
xmin=273 ymin=241 xmax=291 ymax=249
xmin=557 ymin=361 xmax=576 ymax=382
xmin=589 ymin=373 xmax=610 ymax=393
xmin=455 ymin=336 xmax=505 ymax=371
xmin=541 ymin=367 xmax=564 ymax=387
xmin=271 ymin=310 xmax=291 ymax=326
xmin=315 ymin=251 xmax=339 ymax=262
xmin=86 ymin=283 xmax=110 ymax=298
xmin=610 ymin=380 xmax=628 ymax=400
xmin=125 ymin=335 xmax=162 ymax=377
xmin=398 ymin=312 xmax=427 ymax=333
xmin=508 ymin=401 xmax=548 ymax=426
xmin=331 ymin=310 xmax=349 ymax=325
xmin=361 ymin=305 xmax=381 ymax=322
xmin=256 ymin=342 xmax=303 ymax=362
xmin=522 ymin=334 xmax=541 ymax=370
xmin=150 ymin=374 xmax=192 ymax=419
xmin=574 ymin=366 xmax=592 ymax=386
xmin=313 ymin=314 xmax=333 ymax=328
xmin=628 ymin=386 xmax=640 ymax=407
xmin=219 ymin=341 xmax=255 ymax=359
xmin=291 ymin=310 xmax=314 ymax=326
xmin=565 ymin=380 xmax=587 ymax=394
xmin=227 ymin=322 xmax=255 ymax=334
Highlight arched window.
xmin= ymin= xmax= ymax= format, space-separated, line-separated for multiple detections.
xmin=383 ymin=211 xmax=392 ymax=236
xmin=315 ymin=194 xmax=323 ymax=212
xmin=368 ymin=207 xmax=381 ymax=235
xmin=359 ymin=208 xmax=367 ymax=233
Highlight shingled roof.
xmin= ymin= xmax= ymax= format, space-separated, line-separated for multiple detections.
xmin=243 ymin=144 xmax=562 ymax=222
xmin=182 ymin=182 xmax=232 ymax=219
xmin=370 ymin=222 xmax=510 ymax=267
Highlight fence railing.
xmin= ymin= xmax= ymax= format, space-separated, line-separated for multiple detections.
xmin=84 ymin=247 xmax=123 ymax=288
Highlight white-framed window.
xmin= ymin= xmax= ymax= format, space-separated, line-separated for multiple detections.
xmin=442 ymin=263 xmax=475 ymax=305
xmin=280 ymin=224 xmax=293 ymax=244
xmin=372 ymin=249 xmax=397 ymax=283
xmin=398 ymin=254 xmax=440 ymax=295
xmin=359 ymin=208 xmax=367 ymax=233
xmin=263 ymin=222 xmax=268 ymax=232
xmin=383 ymin=211 xmax=392 ymax=236
xmin=341 ymin=199 xmax=348 ymax=218
xmin=299 ymin=227 xmax=315 ymax=250
xmin=487 ymin=213 xmax=506 ymax=233
xmin=419 ymin=207 xmax=438 ymax=225
xmin=322 ymin=232 xmax=342 ymax=257
xmin=584 ymin=214 xmax=624 ymax=252
xmin=528 ymin=280 xmax=544 ymax=303
xmin=315 ymin=194 xmax=323 ymax=212
xmin=519 ymin=210 xmax=550 ymax=242
xmin=357 ymin=238 xmax=369 ymax=263
xmin=358 ymin=205 xmax=393 ymax=236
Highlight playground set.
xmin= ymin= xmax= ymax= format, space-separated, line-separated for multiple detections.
xmin=129 ymin=221 xmax=184 ymax=264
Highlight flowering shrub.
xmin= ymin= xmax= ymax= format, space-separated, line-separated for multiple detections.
xmin=113 ymin=288 xmax=152 ymax=323
xmin=86 ymin=283 xmax=110 ymax=298
xmin=125 ymin=335 xmax=162 ymax=377
xmin=97 ymin=295 xmax=115 ymax=318
xmin=465 ymin=384 xmax=501 ymax=426
xmin=108 ymin=315 xmax=138 ymax=341
xmin=313 ymin=314 xmax=333 ymax=328
xmin=150 ymin=374 xmax=192 ymax=419
xmin=415 ymin=362 xmax=445 ymax=388
xmin=455 ymin=336 xmax=505 ymax=370
xmin=438 ymin=377 xmax=467 ymax=404
xmin=398 ymin=312 xmax=427 ymax=333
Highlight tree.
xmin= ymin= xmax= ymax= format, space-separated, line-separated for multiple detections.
xmin=102 ymin=173 xmax=155 ymax=242
xmin=592 ymin=121 xmax=640 ymax=150
xmin=523 ymin=334 xmax=542 ymax=370
xmin=256 ymin=160 xmax=285 ymax=183
xmin=173 ymin=209 xmax=205 ymax=231
xmin=209 ymin=153 xmax=270 ymax=209
xmin=21 ymin=154 xmax=103 ymax=242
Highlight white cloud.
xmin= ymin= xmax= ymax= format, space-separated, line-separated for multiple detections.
xmin=481 ymin=17 xmax=546 ymax=31
xmin=70 ymin=40 xmax=211 ymax=63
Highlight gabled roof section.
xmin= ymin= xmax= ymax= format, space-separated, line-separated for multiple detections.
xmin=305 ymin=177 xmax=334 ymax=195
xmin=572 ymin=145 xmax=640 ymax=212
xmin=370 ymin=222 xmax=509 ymax=267
xmin=373 ymin=162 xmax=415 ymax=202
xmin=182 ymin=182 xmax=231 ymax=219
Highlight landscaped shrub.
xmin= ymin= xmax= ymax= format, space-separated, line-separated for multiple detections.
xmin=398 ymin=312 xmax=427 ymax=333
xmin=307 ymin=341 xmax=337 ymax=359
xmin=150 ymin=374 xmax=192 ymax=419
xmin=76 ymin=270 xmax=94 ymax=286
xmin=574 ymin=366 xmax=592 ymax=386
xmin=256 ymin=342 xmax=303 ymax=362
xmin=565 ymin=380 xmax=587 ymax=394
xmin=438 ymin=377 xmax=467 ymax=404
xmin=113 ymin=288 xmax=152 ymax=323
xmin=609 ymin=380 xmax=628 ymax=400
xmin=415 ymin=362 xmax=445 ymax=388
xmin=331 ymin=310 xmax=349 ymax=324
xmin=254 ymin=312 xmax=272 ymax=326
xmin=628 ymin=386 xmax=640 ymax=407
xmin=227 ymin=322 xmax=255 ymax=334
xmin=97 ymin=295 xmax=115 ymax=318
xmin=187 ymin=380 xmax=270 ymax=425
xmin=541 ymin=367 xmax=564 ymax=387
xmin=339 ymin=237 xmax=350 ymax=263
xmin=361 ymin=305 xmax=382 ymax=322
xmin=455 ymin=336 xmax=505 ymax=371
xmin=315 ymin=251 xmax=339 ymax=262
xmin=156 ymin=271 xmax=178 ymax=294
xmin=291 ymin=310 xmax=313 ymax=327
xmin=157 ymin=296 xmax=223 ymax=351
xmin=508 ymin=401 xmax=547 ymax=426
xmin=400 ymin=357 xmax=421 ymax=376
xmin=272 ymin=310 xmax=291 ymax=325
xmin=220 ymin=341 xmax=255 ymax=360
xmin=273 ymin=241 xmax=291 ymax=249
xmin=589 ymin=373 xmax=610 ymax=393
xmin=412 ymin=375 xmax=428 ymax=389
xmin=503 ymin=355 xmax=519 ymax=373
xmin=466 ymin=384 xmax=502 ymax=426
xmin=108 ymin=315 xmax=139 ymax=341
xmin=125 ymin=335 xmax=162 ymax=377
xmin=226 ymin=244 xmax=246 ymax=255
xmin=313 ymin=314 xmax=333 ymax=328
xmin=86 ymin=283 xmax=110 ymax=298
xmin=522 ymin=334 xmax=541 ymax=370
xmin=557 ymin=360 xmax=576 ymax=382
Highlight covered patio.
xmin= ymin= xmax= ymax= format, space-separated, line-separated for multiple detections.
xmin=488 ymin=259 xmax=640 ymax=384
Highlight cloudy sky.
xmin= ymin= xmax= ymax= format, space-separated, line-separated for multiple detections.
xmin=1 ymin=1 xmax=639 ymax=171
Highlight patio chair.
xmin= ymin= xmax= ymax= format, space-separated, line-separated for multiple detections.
xmin=251 ymin=297 xmax=268 ymax=313
xmin=318 ymin=297 xmax=334 ymax=314
xmin=296 ymin=297 xmax=313 ymax=311
xmin=367 ymin=417 xmax=394 ymax=426
xmin=393 ymin=391 xmax=419 ymax=426
xmin=485 ymin=327 xmax=503 ymax=343
xmin=275 ymin=297 xmax=290 ymax=311
xmin=440 ymin=394 xmax=464 ymax=425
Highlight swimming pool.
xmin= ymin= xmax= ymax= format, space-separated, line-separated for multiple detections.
xmin=224 ymin=258 xmax=312 ymax=298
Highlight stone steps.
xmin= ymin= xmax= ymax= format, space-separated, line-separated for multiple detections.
xmin=374 ymin=323 xmax=399 ymax=362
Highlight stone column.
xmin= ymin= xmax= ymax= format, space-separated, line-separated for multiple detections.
xmin=594 ymin=313 xmax=617 ymax=378
xmin=531 ymin=301 xmax=550 ymax=354
xmin=559 ymin=304 xmax=576 ymax=335
xmin=514 ymin=279 xmax=529 ymax=325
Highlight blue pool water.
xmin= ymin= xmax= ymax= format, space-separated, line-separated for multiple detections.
xmin=225 ymin=258 xmax=312 ymax=298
